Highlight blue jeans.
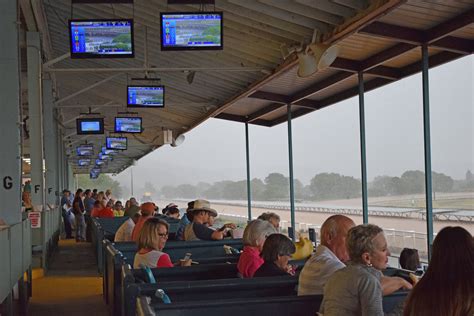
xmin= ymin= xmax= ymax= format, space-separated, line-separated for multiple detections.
xmin=62 ymin=211 xmax=72 ymax=238
xmin=75 ymin=213 xmax=86 ymax=241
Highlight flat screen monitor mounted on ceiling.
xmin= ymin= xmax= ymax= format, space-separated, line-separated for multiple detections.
xmin=77 ymin=144 xmax=94 ymax=156
xmin=114 ymin=117 xmax=142 ymax=133
xmin=76 ymin=117 xmax=104 ymax=135
xmin=160 ymin=12 xmax=223 ymax=51
xmin=127 ymin=86 xmax=165 ymax=107
xmin=106 ymin=137 xmax=128 ymax=150
xmin=69 ymin=19 xmax=134 ymax=58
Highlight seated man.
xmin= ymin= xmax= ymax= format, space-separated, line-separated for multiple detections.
xmin=176 ymin=201 xmax=194 ymax=240
xmin=184 ymin=199 xmax=233 ymax=241
xmin=299 ymin=215 xmax=411 ymax=296
xmin=298 ymin=215 xmax=355 ymax=296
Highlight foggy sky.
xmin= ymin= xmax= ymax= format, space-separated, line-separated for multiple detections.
xmin=113 ymin=56 xmax=473 ymax=191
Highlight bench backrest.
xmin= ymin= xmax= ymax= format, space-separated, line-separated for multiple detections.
xmin=127 ymin=276 xmax=298 ymax=316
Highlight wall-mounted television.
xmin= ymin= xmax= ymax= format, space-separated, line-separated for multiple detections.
xmin=76 ymin=117 xmax=104 ymax=135
xmin=114 ymin=117 xmax=142 ymax=133
xmin=160 ymin=12 xmax=223 ymax=51
xmin=77 ymin=144 xmax=94 ymax=156
xmin=78 ymin=159 xmax=90 ymax=167
xmin=102 ymin=148 xmax=118 ymax=155
xmin=69 ymin=19 xmax=134 ymax=58
xmin=96 ymin=159 xmax=105 ymax=166
xmin=106 ymin=137 xmax=128 ymax=150
xmin=127 ymin=86 xmax=165 ymax=107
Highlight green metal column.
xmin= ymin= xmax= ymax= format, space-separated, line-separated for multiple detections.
xmin=358 ymin=72 xmax=369 ymax=224
xmin=0 ymin=0 xmax=22 ymax=225
xmin=245 ymin=121 xmax=252 ymax=220
xmin=27 ymin=32 xmax=45 ymax=209
xmin=287 ymin=104 xmax=296 ymax=241
xmin=43 ymin=79 xmax=59 ymax=207
xmin=421 ymin=44 xmax=434 ymax=260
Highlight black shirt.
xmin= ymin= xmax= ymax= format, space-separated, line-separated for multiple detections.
xmin=254 ymin=261 xmax=289 ymax=278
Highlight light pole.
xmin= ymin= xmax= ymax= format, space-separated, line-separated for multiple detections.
xmin=130 ymin=166 xmax=134 ymax=196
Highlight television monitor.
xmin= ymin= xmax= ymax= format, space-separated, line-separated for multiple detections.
xmin=78 ymin=159 xmax=90 ymax=167
xmin=99 ymin=153 xmax=110 ymax=160
xmin=127 ymin=86 xmax=165 ymax=107
xmin=106 ymin=137 xmax=128 ymax=150
xmin=114 ymin=117 xmax=142 ymax=133
xmin=90 ymin=169 xmax=100 ymax=179
xmin=76 ymin=144 xmax=94 ymax=156
xmin=102 ymin=148 xmax=117 ymax=155
xmin=96 ymin=159 xmax=105 ymax=166
xmin=76 ymin=117 xmax=104 ymax=135
xmin=160 ymin=12 xmax=223 ymax=51
xmin=69 ymin=19 xmax=134 ymax=58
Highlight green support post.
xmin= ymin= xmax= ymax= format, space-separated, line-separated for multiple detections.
xmin=245 ymin=121 xmax=252 ymax=221
xmin=421 ymin=44 xmax=434 ymax=260
xmin=358 ymin=72 xmax=369 ymax=224
xmin=287 ymin=104 xmax=296 ymax=241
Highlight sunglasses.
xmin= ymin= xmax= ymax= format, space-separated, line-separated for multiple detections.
xmin=158 ymin=233 xmax=169 ymax=238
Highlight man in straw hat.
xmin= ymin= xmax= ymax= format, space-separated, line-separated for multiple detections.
xmin=184 ymin=199 xmax=234 ymax=241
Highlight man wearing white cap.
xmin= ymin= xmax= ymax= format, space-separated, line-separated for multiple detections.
xmin=184 ymin=199 xmax=232 ymax=241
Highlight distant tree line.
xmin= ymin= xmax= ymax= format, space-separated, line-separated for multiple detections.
xmin=153 ymin=169 xmax=473 ymax=201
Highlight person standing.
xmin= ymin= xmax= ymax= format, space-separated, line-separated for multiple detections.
xmin=83 ymin=189 xmax=95 ymax=242
xmin=60 ymin=190 xmax=73 ymax=239
xmin=72 ymin=189 xmax=86 ymax=242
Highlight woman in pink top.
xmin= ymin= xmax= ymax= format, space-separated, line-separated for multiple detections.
xmin=131 ymin=202 xmax=156 ymax=241
xmin=237 ymin=219 xmax=277 ymax=278
xmin=133 ymin=217 xmax=173 ymax=268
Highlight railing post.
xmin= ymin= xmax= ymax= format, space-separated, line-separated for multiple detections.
xmin=421 ymin=44 xmax=434 ymax=260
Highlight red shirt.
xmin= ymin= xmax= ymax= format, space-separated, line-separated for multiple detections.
xmin=237 ymin=246 xmax=264 ymax=278
xmin=131 ymin=215 xmax=152 ymax=241
xmin=97 ymin=207 xmax=114 ymax=218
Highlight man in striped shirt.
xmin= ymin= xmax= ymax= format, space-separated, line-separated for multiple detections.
xmin=298 ymin=215 xmax=355 ymax=296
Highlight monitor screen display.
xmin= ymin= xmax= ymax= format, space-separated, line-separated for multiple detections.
xmin=69 ymin=19 xmax=134 ymax=58
xmin=90 ymin=169 xmax=100 ymax=179
xmin=77 ymin=144 xmax=94 ymax=156
xmin=114 ymin=117 xmax=142 ymax=133
xmin=76 ymin=118 xmax=104 ymax=135
xmin=99 ymin=153 xmax=109 ymax=160
xmin=127 ymin=86 xmax=165 ymax=107
xmin=78 ymin=159 xmax=90 ymax=167
xmin=161 ymin=12 xmax=223 ymax=51
xmin=96 ymin=159 xmax=105 ymax=166
xmin=106 ymin=137 xmax=127 ymax=150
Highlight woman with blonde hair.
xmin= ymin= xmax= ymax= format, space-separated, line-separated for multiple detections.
xmin=403 ymin=226 xmax=473 ymax=316
xmin=133 ymin=217 xmax=173 ymax=269
xmin=320 ymin=224 xmax=412 ymax=316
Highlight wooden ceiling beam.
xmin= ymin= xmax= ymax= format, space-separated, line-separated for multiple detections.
xmin=248 ymin=91 xmax=290 ymax=104
xmin=247 ymin=103 xmax=284 ymax=123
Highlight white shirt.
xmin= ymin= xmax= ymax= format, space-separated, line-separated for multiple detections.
xmin=114 ymin=218 xmax=135 ymax=242
xmin=298 ymin=245 xmax=346 ymax=296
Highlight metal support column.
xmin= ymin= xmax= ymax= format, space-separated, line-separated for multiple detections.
xmin=43 ymin=79 xmax=58 ymax=208
xmin=421 ymin=44 xmax=434 ymax=260
xmin=287 ymin=104 xmax=296 ymax=241
xmin=67 ymin=163 xmax=74 ymax=192
xmin=245 ymin=122 xmax=252 ymax=221
xmin=0 ymin=0 xmax=22 ymax=224
xmin=358 ymin=72 xmax=369 ymax=224
xmin=27 ymin=32 xmax=45 ymax=210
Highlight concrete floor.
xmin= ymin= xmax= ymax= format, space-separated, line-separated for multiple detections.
xmin=27 ymin=239 xmax=108 ymax=316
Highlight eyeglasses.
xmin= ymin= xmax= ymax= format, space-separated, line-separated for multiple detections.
xmin=158 ymin=233 xmax=169 ymax=238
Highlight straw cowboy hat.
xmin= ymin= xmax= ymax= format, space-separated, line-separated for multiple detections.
xmin=190 ymin=199 xmax=217 ymax=217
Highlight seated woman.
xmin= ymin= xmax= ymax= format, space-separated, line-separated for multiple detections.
xmin=320 ymin=224 xmax=412 ymax=316
xmin=131 ymin=202 xmax=156 ymax=241
xmin=164 ymin=206 xmax=180 ymax=219
xmin=96 ymin=200 xmax=114 ymax=218
xmin=257 ymin=212 xmax=281 ymax=230
xmin=399 ymin=248 xmax=421 ymax=272
xmin=403 ymin=226 xmax=473 ymax=316
xmin=254 ymin=233 xmax=296 ymax=278
xmin=90 ymin=200 xmax=103 ymax=217
xmin=133 ymin=217 xmax=173 ymax=269
xmin=237 ymin=219 xmax=277 ymax=278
